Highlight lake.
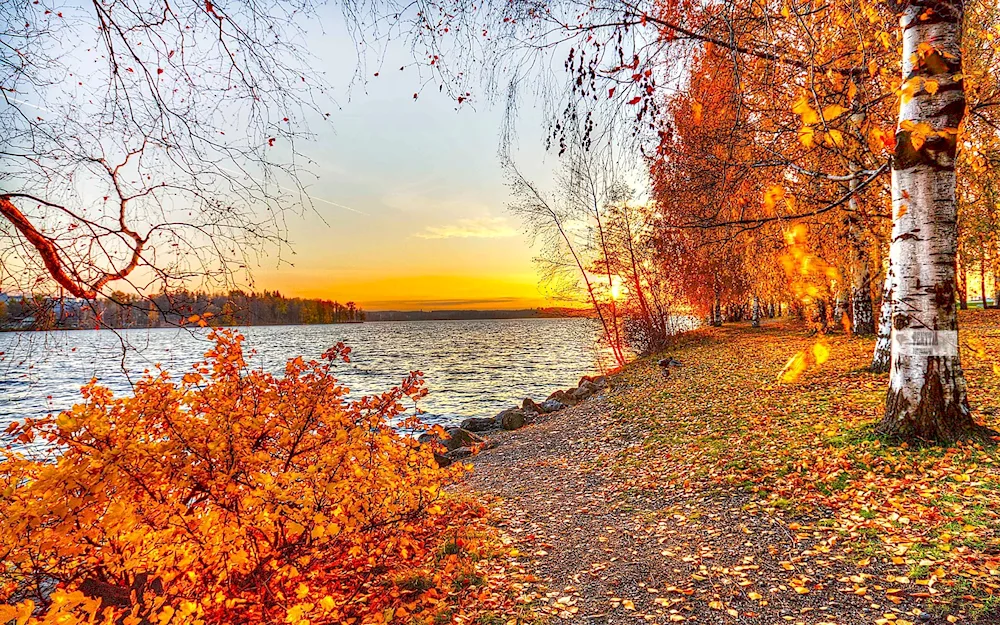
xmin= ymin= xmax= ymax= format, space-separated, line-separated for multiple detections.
xmin=0 ymin=318 xmax=611 ymax=451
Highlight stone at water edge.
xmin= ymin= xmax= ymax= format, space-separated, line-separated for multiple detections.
xmin=497 ymin=408 xmax=528 ymax=431
xmin=579 ymin=374 xmax=607 ymax=389
xmin=522 ymin=397 xmax=544 ymax=413
xmin=417 ymin=426 xmax=485 ymax=452
xmin=460 ymin=416 xmax=498 ymax=432
xmin=539 ymin=399 xmax=567 ymax=413
xmin=434 ymin=453 xmax=452 ymax=468
xmin=546 ymin=389 xmax=578 ymax=406
xmin=570 ymin=380 xmax=600 ymax=401
xmin=444 ymin=447 xmax=474 ymax=461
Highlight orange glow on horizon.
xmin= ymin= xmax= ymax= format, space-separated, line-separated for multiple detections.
xmin=252 ymin=270 xmax=556 ymax=311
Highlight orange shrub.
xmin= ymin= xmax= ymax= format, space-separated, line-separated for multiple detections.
xmin=0 ymin=330 xmax=492 ymax=625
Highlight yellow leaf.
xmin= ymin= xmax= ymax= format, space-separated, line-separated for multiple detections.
xmin=793 ymin=95 xmax=819 ymax=125
xmin=822 ymin=104 xmax=848 ymax=121
xmin=900 ymin=78 xmax=919 ymax=104
xmin=779 ymin=353 xmax=806 ymax=383
xmin=813 ymin=342 xmax=830 ymax=365
xmin=924 ymin=79 xmax=939 ymax=95
xmin=799 ymin=126 xmax=816 ymax=148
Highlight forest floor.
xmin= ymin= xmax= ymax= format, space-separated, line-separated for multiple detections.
xmin=464 ymin=311 xmax=1000 ymax=625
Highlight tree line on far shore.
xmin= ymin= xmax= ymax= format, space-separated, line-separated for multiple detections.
xmin=0 ymin=290 xmax=364 ymax=330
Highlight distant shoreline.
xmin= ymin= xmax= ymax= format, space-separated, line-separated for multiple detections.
xmin=0 ymin=312 xmax=593 ymax=332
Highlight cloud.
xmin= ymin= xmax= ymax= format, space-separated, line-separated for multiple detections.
xmin=414 ymin=216 xmax=519 ymax=240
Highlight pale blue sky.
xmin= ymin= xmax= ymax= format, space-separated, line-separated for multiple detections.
xmin=252 ymin=9 xmax=556 ymax=309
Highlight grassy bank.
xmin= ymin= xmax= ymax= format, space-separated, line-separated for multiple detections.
xmin=469 ymin=310 xmax=1000 ymax=624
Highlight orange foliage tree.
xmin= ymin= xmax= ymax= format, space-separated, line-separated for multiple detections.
xmin=0 ymin=330 xmax=499 ymax=625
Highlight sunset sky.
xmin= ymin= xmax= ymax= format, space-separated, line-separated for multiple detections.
xmin=250 ymin=13 xmax=554 ymax=311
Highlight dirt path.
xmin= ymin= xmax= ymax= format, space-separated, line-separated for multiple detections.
xmin=462 ymin=322 xmax=979 ymax=625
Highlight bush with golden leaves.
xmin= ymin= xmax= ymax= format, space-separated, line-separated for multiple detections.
xmin=0 ymin=330 xmax=491 ymax=625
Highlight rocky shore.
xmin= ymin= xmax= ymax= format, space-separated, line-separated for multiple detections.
xmin=417 ymin=374 xmax=609 ymax=466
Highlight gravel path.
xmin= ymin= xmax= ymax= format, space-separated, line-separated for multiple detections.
xmin=462 ymin=376 xmax=949 ymax=624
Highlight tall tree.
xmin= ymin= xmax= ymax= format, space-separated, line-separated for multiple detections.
xmin=876 ymin=0 xmax=989 ymax=441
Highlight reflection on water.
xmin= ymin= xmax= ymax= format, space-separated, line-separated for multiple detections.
xmin=0 ymin=318 xmax=611 ymax=454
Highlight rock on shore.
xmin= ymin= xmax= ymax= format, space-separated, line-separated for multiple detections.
xmin=420 ymin=373 xmax=610 ymax=465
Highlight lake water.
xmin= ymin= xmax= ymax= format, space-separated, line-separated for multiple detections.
xmin=0 ymin=318 xmax=610 ymax=451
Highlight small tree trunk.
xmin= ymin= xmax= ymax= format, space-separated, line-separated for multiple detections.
xmin=878 ymin=0 xmax=986 ymax=443
xmin=852 ymin=277 xmax=875 ymax=335
xmin=981 ymin=254 xmax=987 ymax=309
xmin=711 ymin=285 xmax=722 ymax=327
xmin=957 ymin=253 xmax=968 ymax=310
xmin=751 ymin=295 xmax=761 ymax=328
xmin=993 ymin=259 xmax=999 ymax=309
xmin=833 ymin=291 xmax=846 ymax=328
xmin=814 ymin=299 xmax=829 ymax=334
xmin=847 ymin=167 xmax=876 ymax=335
xmin=872 ymin=270 xmax=893 ymax=373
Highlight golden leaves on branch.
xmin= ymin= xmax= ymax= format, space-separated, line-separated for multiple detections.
xmin=793 ymin=95 xmax=851 ymax=149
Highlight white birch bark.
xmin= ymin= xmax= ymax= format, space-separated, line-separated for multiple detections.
xmin=880 ymin=0 xmax=983 ymax=441
xmin=872 ymin=269 xmax=893 ymax=373
xmin=751 ymin=295 xmax=761 ymax=328
xmin=846 ymin=165 xmax=876 ymax=335
xmin=833 ymin=291 xmax=846 ymax=327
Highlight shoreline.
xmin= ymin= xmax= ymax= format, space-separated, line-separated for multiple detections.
xmin=419 ymin=372 xmax=611 ymax=466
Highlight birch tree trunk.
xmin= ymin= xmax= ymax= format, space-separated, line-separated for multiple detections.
xmin=847 ymin=167 xmax=876 ymax=335
xmin=872 ymin=270 xmax=893 ymax=373
xmin=878 ymin=0 xmax=986 ymax=442
xmin=751 ymin=295 xmax=761 ymax=328
xmin=833 ymin=291 xmax=846 ymax=327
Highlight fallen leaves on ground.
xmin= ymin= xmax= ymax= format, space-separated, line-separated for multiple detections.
xmin=467 ymin=312 xmax=1000 ymax=624
xmin=609 ymin=312 xmax=1000 ymax=621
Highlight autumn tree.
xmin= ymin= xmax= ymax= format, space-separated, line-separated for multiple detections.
xmin=402 ymin=0 xmax=1000 ymax=442
xmin=0 ymin=330 xmax=505 ymax=624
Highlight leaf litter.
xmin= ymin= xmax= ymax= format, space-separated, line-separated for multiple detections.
xmin=462 ymin=312 xmax=1000 ymax=624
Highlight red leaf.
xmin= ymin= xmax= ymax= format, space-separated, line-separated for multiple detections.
xmin=628 ymin=96 xmax=642 ymax=105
